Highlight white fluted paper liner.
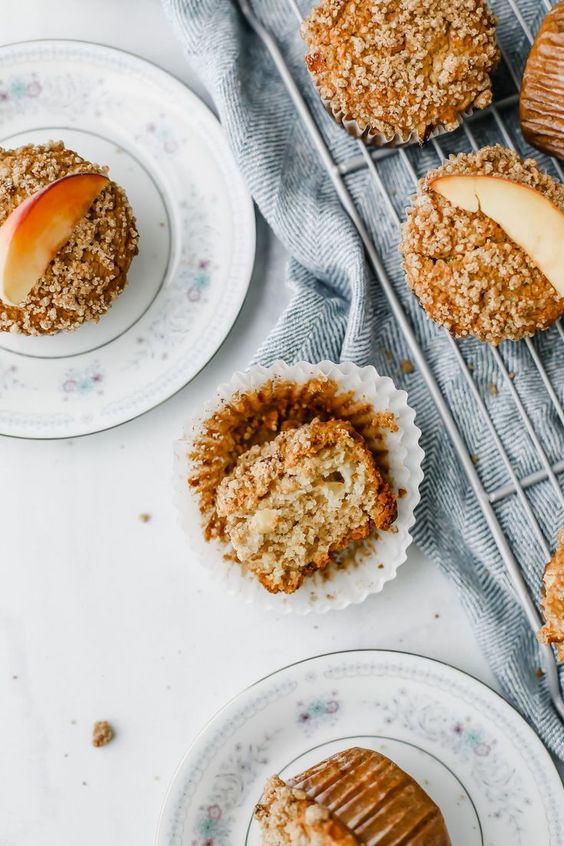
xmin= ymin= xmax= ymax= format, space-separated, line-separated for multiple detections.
xmin=324 ymin=98 xmax=477 ymax=147
xmin=174 ymin=360 xmax=424 ymax=615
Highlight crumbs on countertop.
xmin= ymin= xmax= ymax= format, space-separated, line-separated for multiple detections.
xmin=92 ymin=720 xmax=114 ymax=748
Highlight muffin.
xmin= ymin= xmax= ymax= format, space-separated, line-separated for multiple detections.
xmin=215 ymin=418 xmax=397 ymax=594
xmin=0 ymin=141 xmax=138 ymax=335
xmin=255 ymin=747 xmax=451 ymax=845
xmin=401 ymin=145 xmax=564 ymax=343
xmin=301 ymin=0 xmax=499 ymax=144
xmin=520 ymin=1 xmax=564 ymax=160
xmin=538 ymin=530 xmax=564 ymax=660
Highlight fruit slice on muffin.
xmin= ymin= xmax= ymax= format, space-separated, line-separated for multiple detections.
xmin=401 ymin=145 xmax=564 ymax=344
xmin=0 ymin=141 xmax=138 ymax=336
xmin=215 ymin=418 xmax=397 ymax=594
xmin=0 ymin=172 xmax=109 ymax=307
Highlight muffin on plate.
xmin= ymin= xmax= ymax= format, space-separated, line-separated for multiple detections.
xmin=538 ymin=530 xmax=564 ymax=660
xmin=301 ymin=0 xmax=499 ymax=144
xmin=255 ymin=747 xmax=451 ymax=845
xmin=401 ymin=145 xmax=564 ymax=343
xmin=0 ymin=141 xmax=138 ymax=335
xmin=215 ymin=418 xmax=397 ymax=594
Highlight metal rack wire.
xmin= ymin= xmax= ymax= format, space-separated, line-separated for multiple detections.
xmin=236 ymin=0 xmax=564 ymax=719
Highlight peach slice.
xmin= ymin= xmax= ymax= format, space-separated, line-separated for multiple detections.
xmin=0 ymin=172 xmax=109 ymax=306
xmin=430 ymin=174 xmax=564 ymax=297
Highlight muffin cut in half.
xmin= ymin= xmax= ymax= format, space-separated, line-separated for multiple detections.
xmin=538 ymin=530 xmax=564 ymax=660
xmin=301 ymin=0 xmax=499 ymax=144
xmin=215 ymin=418 xmax=397 ymax=594
xmin=0 ymin=141 xmax=138 ymax=335
xmin=255 ymin=747 xmax=451 ymax=845
xmin=401 ymin=145 xmax=564 ymax=343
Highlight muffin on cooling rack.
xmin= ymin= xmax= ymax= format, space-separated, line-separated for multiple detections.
xmin=0 ymin=141 xmax=138 ymax=335
xmin=256 ymin=747 xmax=451 ymax=845
xmin=519 ymin=1 xmax=564 ymax=160
xmin=539 ymin=531 xmax=564 ymax=660
xmin=215 ymin=418 xmax=396 ymax=594
xmin=401 ymin=145 xmax=564 ymax=344
xmin=301 ymin=0 xmax=499 ymax=144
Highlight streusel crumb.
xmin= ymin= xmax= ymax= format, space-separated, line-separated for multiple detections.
xmin=401 ymin=145 xmax=564 ymax=343
xmin=301 ymin=0 xmax=499 ymax=142
xmin=539 ymin=530 xmax=564 ymax=661
xmin=0 ymin=142 xmax=138 ymax=335
xmin=255 ymin=776 xmax=357 ymax=846
xmin=92 ymin=720 xmax=114 ymax=748
xmin=216 ymin=418 xmax=396 ymax=594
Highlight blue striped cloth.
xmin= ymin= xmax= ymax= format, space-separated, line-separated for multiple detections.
xmin=164 ymin=0 xmax=564 ymax=757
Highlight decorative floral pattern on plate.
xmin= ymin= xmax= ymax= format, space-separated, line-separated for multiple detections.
xmin=297 ymin=692 xmax=340 ymax=735
xmin=61 ymin=363 xmax=104 ymax=398
xmin=369 ymin=690 xmax=530 ymax=839
xmin=192 ymin=737 xmax=273 ymax=846
xmin=0 ymin=363 xmax=22 ymax=398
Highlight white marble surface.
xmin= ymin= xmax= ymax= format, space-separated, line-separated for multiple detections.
xmin=0 ymin=2 xmax=504 ymax=845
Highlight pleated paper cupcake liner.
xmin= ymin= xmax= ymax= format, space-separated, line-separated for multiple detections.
xmin=322 ymin=97 xmax=478 ymax=148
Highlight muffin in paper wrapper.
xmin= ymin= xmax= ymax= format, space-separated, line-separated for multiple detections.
xmin=174 ymin=360 xmax=423 ymax=614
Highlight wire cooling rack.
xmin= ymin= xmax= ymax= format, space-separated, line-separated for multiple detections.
xmin=236 ymin=0 xmax=564 ymax=720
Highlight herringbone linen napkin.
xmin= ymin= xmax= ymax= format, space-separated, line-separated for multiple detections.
xmin=164 ymin=0 xmax=564 ymax=757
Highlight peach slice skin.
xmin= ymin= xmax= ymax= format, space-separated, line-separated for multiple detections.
xmin=430 ymin=174 xmax=564 ymax=298
xmin=0 ymin=172 xmax=109 ymax=306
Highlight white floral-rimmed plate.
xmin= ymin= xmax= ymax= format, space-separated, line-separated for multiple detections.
xmin=0 ymin=40 xmax=255 ymax=438
xmin=157 ymin=650 xmax=564 ymax=846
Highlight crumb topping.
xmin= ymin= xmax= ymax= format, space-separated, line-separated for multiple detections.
xmin=255 ymin=775 xmax=358 ymax=846
xmin=401 ymin=145 xmax=564 ymax=343
xmin=188 ymin=376 xmax=398 ymax=543
xmin=539 ymin=530 xmax=564 ymax=661
xmin=0 ymin=141 xmax=138 ymax=335
xmin=301 ymin=0 xmax=499 ymax=141
xmin=216 ymin=418 xmax=397 ymax=594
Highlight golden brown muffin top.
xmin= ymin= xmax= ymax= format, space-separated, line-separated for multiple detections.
xmin=401 ymin=145 xmax=564 ymax=344
xmin=0 ymin=141 xmax=138 ymax=336
xmin=301 ymin=0 xmax=499 ymax=141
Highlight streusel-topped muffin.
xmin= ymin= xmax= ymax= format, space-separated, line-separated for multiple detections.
xmin=0 ymin=142 xmax=138 ymax=335
xmin=215 ymin=418 xmax=397 ymax=594
xmin=401 ymin=145 xmax=564 ymax=343
xmin=301 ymin=0 xmax=499 ymax=143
